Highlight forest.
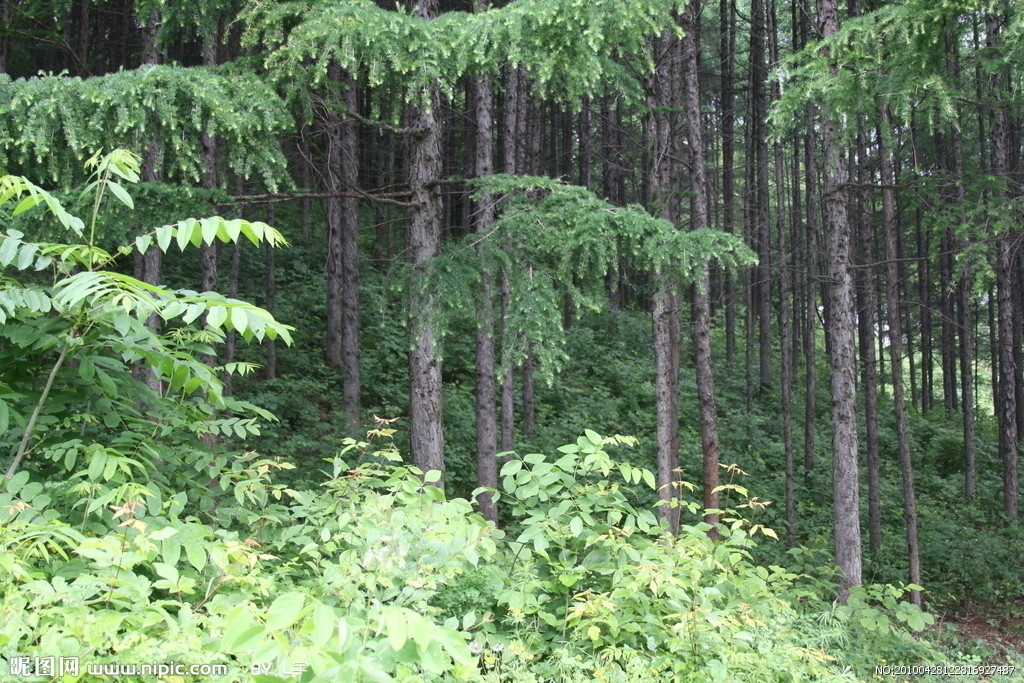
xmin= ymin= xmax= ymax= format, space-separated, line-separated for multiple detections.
xmin=1 ymin=0 xmax=1023 ymax=680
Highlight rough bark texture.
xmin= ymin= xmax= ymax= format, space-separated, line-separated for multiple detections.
xmin=857 ymin=219 xmax=882 ymax=556
xmin=879 ymin=112 xmax=922 ymax=606
xmin=803 ymin=124 xmax=819 ymax=473
xmin=768 ymin=0 xmax=794 ymax=545
xmin=819 ymin=0 xmax=862 ymax=602
xmin=720 ymin=0 xmax=737 ymax=366
xmin=406 ymin=0 xmax=444 ymax=481
xmin=988 ymin=12 xmax=1019 ymax=520
xmin=683 ymin=0 xmax=721 ymax=535
xmin=323 ymin=67 xmax=362 ymax=428
xmin=648 ymin=24 xmax=684 ymax=533
xmin=472 ymin=3 xmax=499 ymax=521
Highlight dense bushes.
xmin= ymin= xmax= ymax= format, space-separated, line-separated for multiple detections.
xmin=2 ymin=425 xmax=947 ymax=682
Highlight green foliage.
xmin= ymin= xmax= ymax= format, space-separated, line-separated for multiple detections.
xmin=0 ymin=150 xmax=291 ymax=497
xmin=2 ymin=416 xmax=944 ymax=682
xmin=420 ymin=175 xmax=755 ymax=379
xmin=0 ymin=65 xmax=289 ymax=187
xmin=244 ymin=0 xmax=687 ymax=106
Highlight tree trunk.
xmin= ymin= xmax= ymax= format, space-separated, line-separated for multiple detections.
xmin=323 ymin=67 xmax=362 ymax=429
xmin=988 ymin=11 xmax=1019 ymax=519
xmin=682 ymin=0 xmax=721 ymax=536
xmin=879 ymin=110 xmax=922 ymax=606
xmin=720 ymin=0 xmax=737 ymax=366
xmin=472 ymin=5 xmax=498 ymax=520
xmin=0 ymin=1 xmax=9 ymax=75
xmin=264 ymin=203 xmax=277 ymax=380
xmin=804 ymin=124 xmax=819 ymax=472
xmin=649 ymin=23 xmax=684 ymax=533
xmin=819 ymin=0 xmax=862 ymax=602
xmin=406 ymin=0 xmax=444 ymax=481
xmin=578 ymin=96 xmax=592 ymax=188
xmin=856 ymin=198 xmax=882 ymax=556
xmin=750 ymin=0 xmax=771 ymax=391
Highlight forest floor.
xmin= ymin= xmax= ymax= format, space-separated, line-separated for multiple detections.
xmin=937 ymin=599 xmax=1024 ymax=662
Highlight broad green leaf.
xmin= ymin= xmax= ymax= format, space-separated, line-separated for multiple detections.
xmin=5 ymin=470 xmax=29 ymax=496
xmin=207 ymin=306 xmax=227 ymax=329
xmin=265 ymin=592 xmax=306 ymax=632
xmin=382 ymin=608 xmax=407 ymax=651
xmin=230 ymin=306 xmax=248 ymax=333
xmin=105 ymin=180 xmax=134 ymax=209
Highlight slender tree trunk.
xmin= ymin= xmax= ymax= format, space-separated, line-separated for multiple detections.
xmin=649 ymin=24 xmax=684 ymax=533
xmin=879 ymin=110 xmax=922 ymax=605
xmin=750 ymin=0 xmax=771 ymax=391
xmin=767 ymin=0 xmax=793 ymax=542
xmin=720 ymin=0 xmax=737 ymax=366
xmin=339 ymin=78 xmax=362 ymax=428
xmin=988 ymin=11 xmax=1019 ymax=519
xmin=406 ymin=0 xmax=444 ymax=480
xmin=224 ymin=195 xmax=242 ymax=398
xmin=472 ymin=2 xmax=498 ymax=521
xmin=265 ymin=203 xmax=277 ymax=380
xmin=682 ymin=0 xmax=721 ymax=535
xmin=804 ymin=124 xmax=819 ymax=472
xmin=139 ymin=10 xmax=164 ymax=399
xmin=323 ymin=68 xmax=362 ymax=429
xmin=819 ymin=0 xmax=862 ymax=601
xmin=856 ymin=200 xmax=882 ymax=556
xmin=522 ymin=351 xmax=535 ymax=436
xmin=0 ymin=1 xmax=9 ymax=75
xmin=947 ymin=51 xmax=977 ymax=499
xmin=578 ymin=96 xmax=592 ymax=188
xmin=500 ymin=272 xmax=515 ymax=453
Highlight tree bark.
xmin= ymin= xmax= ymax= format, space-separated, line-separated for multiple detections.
xmin=803 ymin=123 xmax=820 ymax=472
xmin=720 ymin=0 xmax=737 ymax=367
xmin=750 ymin=0 xmax=771 ymax=391
xmin=819 ymin=0 xmax=862 ymax=601
xmin=682 ymin=0 xmax=721 ymax=536
xmin=405 ymin=1 xmax=444 ymax=481
xmin=322 ymin=67 xmax=361 ymax=428
xmin=879 ymin=110 xmax=922 ymax=605
xmin=856 ymin=190 xmax=881 ymax=556
xmin=264 ymin=203 xmax=277 ymax=380
xmin=649 ymin=23 xmax=684 ymax=533
xmin=472 ymin=14 xmax=499 ymax=520
xmin=988 ymin=11 xmax=1019 ymax=520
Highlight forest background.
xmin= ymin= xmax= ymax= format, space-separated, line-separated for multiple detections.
xmin=1 ymin=0 xmax=1023 ymax=681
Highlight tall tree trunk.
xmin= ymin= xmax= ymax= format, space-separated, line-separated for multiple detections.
xmin=0 ymin=1 xmax=9 ymax=74
xmin=803 ymin=123 xmax=820 ymax=472
xmin=323 ymin=67 xmax=362 ymax=429
xmin=406 ymin=0 xmax=444 ymax=480
xmin=139 ymin=9 xmax=164 ymax=399
xmin=199 ymin=26 xmax=220 ymax=380
xmin=819 ymin=0 xmax=862 ymax=601
xmin=649 ymin=24 xmax=684 ymax=533
xmin=720 ymin=0 xmax=737 ymax=366
xmin=750 ymin=0 xmax=771 ymax=391
xmin=265 ymin=203 xmax=277 ymax=380
xmin=682 ymin=0 xmax=721 ymax=535
xmin=578 ymin=96 xmax=592 ymax=188
xmin=768 ymin=0 xmax=794 ymax=543
xmin=856 ymin=196 xmax=882 ymax=556
xmin=473 ymin=0 xmax=498 ymax=521
xmin=879 ymin=111 xmax=922 ymax=605
xmin=522 ymin=352 xmax=535 ymax=436
xmin=947 ymin=47 xmax=977 ymax=499
xmin=988 ymin=11 xmax=1019 ymax=520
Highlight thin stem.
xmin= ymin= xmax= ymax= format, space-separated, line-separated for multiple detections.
xmin=6 ymin=337 xmax=73 ymax=479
